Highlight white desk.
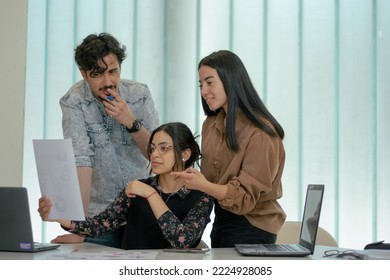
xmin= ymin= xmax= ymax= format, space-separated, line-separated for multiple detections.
xmin=0 ymin=243 xmax=343 ymax=260
xmin=2 ymin=243 xmax=388 ymax=280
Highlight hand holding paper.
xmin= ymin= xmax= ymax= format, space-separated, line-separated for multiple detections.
xmin=33 ymin=139 xmax=85 ymax=221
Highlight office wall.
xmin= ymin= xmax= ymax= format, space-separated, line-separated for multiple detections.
xmin=0 ymin=0 xmax=27 ymax=186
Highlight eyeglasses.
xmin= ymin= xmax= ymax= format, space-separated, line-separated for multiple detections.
xmin=147 ymin=143 xmax=173 ymax=157
xmin=323 ymin=249 xmax=366 ymax=260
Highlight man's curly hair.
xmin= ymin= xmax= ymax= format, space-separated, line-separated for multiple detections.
xmin=75 ymin=33 xmax=127 ymax=76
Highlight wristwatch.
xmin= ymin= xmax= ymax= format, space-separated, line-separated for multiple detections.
xmin=126 ymin=119 xmax=143 ymax=133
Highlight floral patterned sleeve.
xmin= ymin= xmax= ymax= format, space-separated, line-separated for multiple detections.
xmin=157 ymin=193 xmax=213 ymax=248
xmin=65 ymin=189 xmax=130 ymax=237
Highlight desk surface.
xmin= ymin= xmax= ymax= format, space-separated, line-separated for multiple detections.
xmin=2 ymin=243 xmax=388 ymax=280
xmin=0 ymin=243 xmax=341 ymax=260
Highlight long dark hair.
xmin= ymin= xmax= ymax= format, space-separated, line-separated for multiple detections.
xmin=148 ymin=122 xmax=201 ymax=173
xmin=198 ymin=50 xmax=284 ymax=151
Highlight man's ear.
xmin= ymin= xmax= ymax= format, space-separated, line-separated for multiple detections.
xmin=79 ymin=69 xmax=87 ymax=80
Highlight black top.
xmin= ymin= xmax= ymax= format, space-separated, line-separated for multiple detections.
xmin=68 ymin=176 xmax=213 ymax=249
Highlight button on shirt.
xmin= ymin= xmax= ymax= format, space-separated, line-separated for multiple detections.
xmin=60 ymin=79 xmax=159 ymax=216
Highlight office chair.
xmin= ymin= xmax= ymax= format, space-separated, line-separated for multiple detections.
xmin=276 ymin=221 xmax=338 ymax=247
xmin=196 ymin=240 xmax=210 ymax=249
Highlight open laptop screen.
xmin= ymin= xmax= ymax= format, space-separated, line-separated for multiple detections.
xmin=299 ymin=185 xmax=324 ymax=251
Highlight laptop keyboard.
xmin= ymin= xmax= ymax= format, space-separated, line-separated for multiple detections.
xmin=263 ymin=244 xmax=299 ymax=252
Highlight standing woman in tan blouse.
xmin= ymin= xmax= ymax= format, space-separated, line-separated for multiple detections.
xmin=172 ymin=50 xmax=286 ymax=248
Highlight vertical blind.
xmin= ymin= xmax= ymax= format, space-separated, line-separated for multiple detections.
xmin=24 ymin=0 xmax=390 ymax=249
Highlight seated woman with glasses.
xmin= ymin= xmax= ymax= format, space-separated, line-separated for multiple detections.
xmin=38 ymin=122 xmax=213 ymax=249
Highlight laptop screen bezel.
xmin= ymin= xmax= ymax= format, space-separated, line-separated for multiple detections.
xmin=298 ymin=184 xmax=325 ymax=254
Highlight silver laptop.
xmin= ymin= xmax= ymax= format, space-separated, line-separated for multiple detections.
xmin=0 ymin=186 xmax=60 ymax=252
xmin=235 ymin=184 xmax=324 ymax=257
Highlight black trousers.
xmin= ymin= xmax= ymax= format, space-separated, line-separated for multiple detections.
xmin=210 ymin=203 xmax=276 ymax=248
xmin=84 ymin=224 xmax=126 ymax=249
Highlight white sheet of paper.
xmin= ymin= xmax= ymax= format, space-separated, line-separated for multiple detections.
xmin=33 ymin=139 xmax=85 ymax=221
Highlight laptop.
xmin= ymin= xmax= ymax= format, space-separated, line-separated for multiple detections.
xmin=235 ymin=184 xmax=324 ymax=257
xmin=0 ymin=186 xmax=60 ymax=252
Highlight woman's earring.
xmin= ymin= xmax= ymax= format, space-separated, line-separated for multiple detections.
xmin=182 ymin=158 xmax=185 ymax=161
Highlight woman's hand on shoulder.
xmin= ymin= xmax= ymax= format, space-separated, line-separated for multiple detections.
xmin=125 ymin=180 xmax=154 ymax=198
xmin=171 ymin=167 xmax=208 ymax=192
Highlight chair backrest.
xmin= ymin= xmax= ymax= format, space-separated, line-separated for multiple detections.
xmin=276 ymin=221 xmax=338 ymax=247
xmin=196 ymin=240 xmax=210 ymax=249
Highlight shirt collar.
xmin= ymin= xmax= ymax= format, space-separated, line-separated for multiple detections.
xmin=213 ymin=108 xmax=248 ymax=133
xmin=152 ymin=176 xmax=191 ymax=199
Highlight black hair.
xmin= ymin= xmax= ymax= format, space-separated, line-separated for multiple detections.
xmin=198 ymin=50 xmax=285 ymax=151
xmin=75 ymin=32 xmax=126 ymax=76
xmin=148 ymin=122 xmax=201 ymax=173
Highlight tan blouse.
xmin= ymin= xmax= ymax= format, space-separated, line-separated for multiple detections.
xmin=201 ymin=109 xmax=286 ymax=235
